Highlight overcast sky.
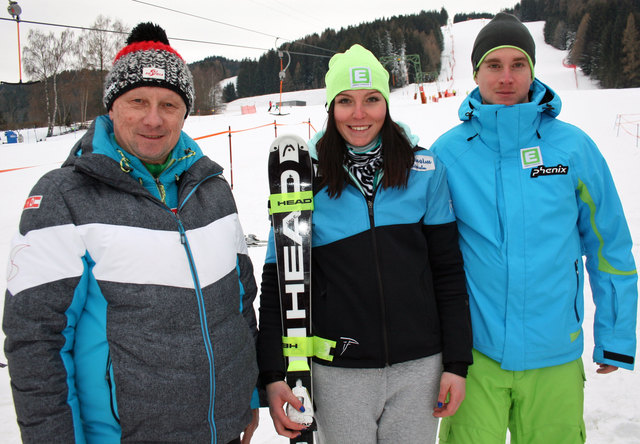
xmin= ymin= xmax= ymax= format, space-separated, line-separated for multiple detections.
xmin=0 ymin=0 xmax=518 ymax=83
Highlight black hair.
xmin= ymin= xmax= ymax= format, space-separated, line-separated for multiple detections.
xmin=316 ymin=101 xmax=414 ymax=198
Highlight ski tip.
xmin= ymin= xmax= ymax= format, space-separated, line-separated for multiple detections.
xmin=270 ymin=134 xmax=309 ymax=153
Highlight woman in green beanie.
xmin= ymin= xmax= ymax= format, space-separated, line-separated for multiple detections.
xmin=257 ymin=44 xmax=473 ymax=443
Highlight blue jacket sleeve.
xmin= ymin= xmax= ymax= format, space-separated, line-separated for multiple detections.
xmin=574 ymin=136 xmax=637 ymax=370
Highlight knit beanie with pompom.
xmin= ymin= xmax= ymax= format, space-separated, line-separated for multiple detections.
xmin=103 ymin=22 xmax=195 ymax=115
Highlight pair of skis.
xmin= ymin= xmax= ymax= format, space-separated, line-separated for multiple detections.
xmin=268 ymin=135 xmax=316 ymax=444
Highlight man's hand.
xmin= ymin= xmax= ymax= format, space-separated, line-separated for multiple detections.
xmin=241 ymin=409 xmax=259 ymax=444
xmin=596 ymin=363 xmax=619 ymax=374
xmin=266 ymin=381 xmax=307 ymax=438
xmin=433 ymin=372 xmax=466 ymax=418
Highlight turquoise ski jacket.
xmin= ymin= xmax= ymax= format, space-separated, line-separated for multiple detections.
xmin=431 ymin=79 xmax=637 ymax=371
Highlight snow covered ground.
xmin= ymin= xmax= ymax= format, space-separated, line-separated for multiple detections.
xmin=1 ymin=19 xmax=639 ymax=443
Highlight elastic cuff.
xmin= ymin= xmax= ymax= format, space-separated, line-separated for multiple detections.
xmin=259 ymin=371 xmax=285 ymax=388
xmin=250 ymin=387 xmax=260 ymax=409
xmin=443 ymin=362 xmax=469 ymax=378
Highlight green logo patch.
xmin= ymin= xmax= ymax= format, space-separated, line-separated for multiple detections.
xmin=520 ymin=147 xmax=543 ymax=169
xmin=350 ymin=67 xmax=372 ymax=88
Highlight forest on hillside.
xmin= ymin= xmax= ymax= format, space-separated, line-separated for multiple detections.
xmin=231 ymin=9 xmax=448 ymax=101
xmin=2 ymin=1 xmax=640 ymax=132
xmin=513 ymin=0 xmax=640 ymax=88
xmin=452 ymin=0 xmax=640 ymax=89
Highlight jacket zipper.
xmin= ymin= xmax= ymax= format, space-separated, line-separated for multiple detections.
xmin=367 ymin=196 xmax=390 ymax=366
xmin=142 ymin=173 xmax=221 ymax=443
xmin=346 ymin=162 xmax=390 ymax=366
xmin=88 ymin=158 xmax=222 ymax=441
xmin=154 ymin=177 xmax=167 ymax=204
xmin=175 ymin=214 xmax=218 ymax=444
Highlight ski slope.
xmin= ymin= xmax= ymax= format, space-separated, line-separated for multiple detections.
xmin=1 ymin=19 xmax=638 ymax=443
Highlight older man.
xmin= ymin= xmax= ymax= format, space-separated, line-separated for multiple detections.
xmin=3 ymin=22 xmax=259 ymax=444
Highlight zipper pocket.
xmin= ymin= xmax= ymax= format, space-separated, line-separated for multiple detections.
xmin=105 ymin=352 xmax=120 ymax=424
xmin=573 ymin=260 xmax=580 ymax=323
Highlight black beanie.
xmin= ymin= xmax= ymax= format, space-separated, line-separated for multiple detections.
xmin=471 ymin=13 xmax=535 ymax=76
xmin=103 ymin=22 xmax=195 ymax=115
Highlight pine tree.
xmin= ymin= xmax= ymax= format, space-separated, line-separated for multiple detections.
xmin=569 ymin=13 xmax=590 ymax=69
xmin=553 ymin=20 xmax=569 ymax=50
xmin=520 ymin=0 xmax=542 ymax=21
xmin=398 ymin=42 xmax=409 ymax=87
xmin=222 ymin=83 xmax=237 ymax=103
xmin=236 ymin=59 xmax=258 ymax=98
xmin=382 ymin=31 xmax=400 ymax=86
xmin=622 ymin=13 xmax=640 ymax=87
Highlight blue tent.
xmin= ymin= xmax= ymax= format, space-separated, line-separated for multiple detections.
xmin=4 ymin=131 xmax=18 ymax=144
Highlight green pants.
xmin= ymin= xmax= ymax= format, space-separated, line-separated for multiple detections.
xmin=439 ymin=349 xmax=586 ymax=444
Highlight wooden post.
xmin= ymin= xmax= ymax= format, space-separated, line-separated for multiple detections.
xmin=228 ymin=126 xmax=233 ymax=189
xmin=16 ymin=19 xmax=23 ymax=83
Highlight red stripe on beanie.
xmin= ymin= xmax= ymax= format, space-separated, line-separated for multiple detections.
xmin=114 ymin=40 xmax=184 ymax=63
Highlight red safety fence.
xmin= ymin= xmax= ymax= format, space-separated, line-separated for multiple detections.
xmin=562 ymin=59 xmax=579 ymax=88
xmin=0 ymin=165 xmax=43 ymax=173
xmin=194 ymin=119 xmax=317 ymax=188
xmin=614 ymin=114 xmax=640 ymax=147
xmin=194 ymin=119 xmax=316 ymax=141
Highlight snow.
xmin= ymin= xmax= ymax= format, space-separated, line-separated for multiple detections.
xmin=1 ymin=19 xmax=639 ymax=443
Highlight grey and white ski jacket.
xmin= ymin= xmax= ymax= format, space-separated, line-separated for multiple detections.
xmin=3 ymin=115 xmax=258 ymax=443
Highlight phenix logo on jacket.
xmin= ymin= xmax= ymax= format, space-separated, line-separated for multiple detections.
xmin=431 ymin=79 xmax=637 ymax=372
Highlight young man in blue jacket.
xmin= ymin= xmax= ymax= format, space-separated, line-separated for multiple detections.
xmin=431 ymin=13 xmax=637 ymax=444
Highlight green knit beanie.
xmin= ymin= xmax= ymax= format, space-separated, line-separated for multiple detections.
xmin=325 ymin=44 xmax=390 ymax=106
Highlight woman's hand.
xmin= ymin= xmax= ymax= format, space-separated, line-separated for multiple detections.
xmin=433 ymin=371 xmax=466 ymax=418
xmin=266 ymin=381 xmax=308 ymax=438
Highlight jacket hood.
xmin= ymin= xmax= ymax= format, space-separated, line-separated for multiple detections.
xmin=458 ymin=78 xmax=561 ymax=122
xmin=455 ymin=79 xmax=561 ymax=151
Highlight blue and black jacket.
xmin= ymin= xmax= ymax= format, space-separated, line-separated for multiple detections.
xmin=257 ymin=125 xmax=473 ymax=384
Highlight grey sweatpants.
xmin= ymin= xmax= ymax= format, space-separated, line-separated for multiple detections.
xmin=312 ymin=354 xmax=442 ymax=444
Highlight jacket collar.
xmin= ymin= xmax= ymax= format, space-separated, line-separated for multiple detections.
xmin=64 ymin=115 xmax=204 ymax=184
xmin=457 ymin=79 xmax=561 ymax=152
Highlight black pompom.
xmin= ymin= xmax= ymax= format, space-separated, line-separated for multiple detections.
xmin=126 ymin=22 xmax=170 ymax=45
